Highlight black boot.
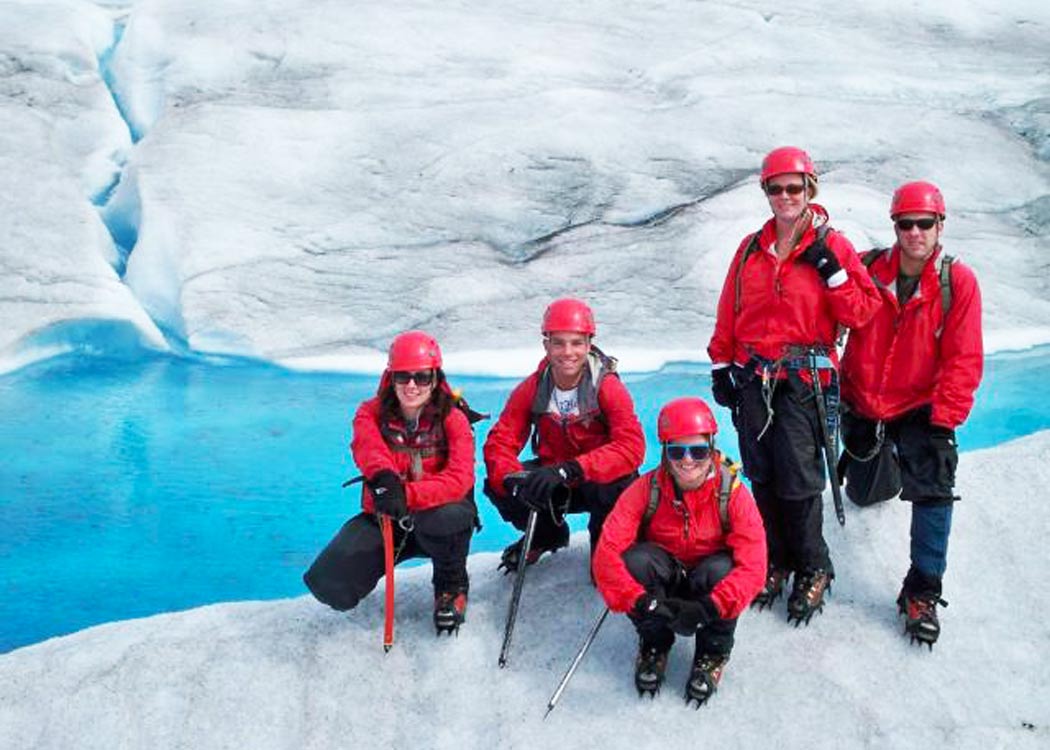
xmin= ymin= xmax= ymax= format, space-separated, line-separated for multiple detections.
xmin=634 ymin=640 xmax=670 ymax=698
xmin=497 ymin=523 xmax=570 ymax=573
xmin=433 ymin=590 xmax=468 ymax=635
xmin=685 ymin=650 xmax=730 ymax=708
xmin=786 ymin=569 xmax=831 ymax=626
xmin=751 ymin=566 xmax=791 ymax=611
xmin=897 ymin=568 xmax=947 ymax=649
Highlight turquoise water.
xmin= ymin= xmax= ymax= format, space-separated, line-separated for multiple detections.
xmin=1 ymin=348 xmax=1047 ymax=652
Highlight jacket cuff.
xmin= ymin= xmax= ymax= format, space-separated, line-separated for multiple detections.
xmin=826 ymin=269 xmax=848 ymax=288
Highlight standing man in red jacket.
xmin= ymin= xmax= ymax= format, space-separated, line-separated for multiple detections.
xmin=593 ymin=397 xmax=766 ymax=705
xmin=483 ymin=297 xmax=645 ymax=571
xmin=708 ymin=146 xmax=881 ymax=624
xmin=840 ymin=181 xmax=983 ymax=648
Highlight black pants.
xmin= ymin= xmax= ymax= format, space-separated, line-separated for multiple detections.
xmin=485 ymin=472 xmax=637 ymax=551
xmin=841 ymin=404 xmax=958 ymax=579
xmin=734 ymin=373 xmax=832 ymax=574
xmin=624 ymin=544 xmax=736 ymax=657
xmin=303 ymin=499 xmax=476 ymax=611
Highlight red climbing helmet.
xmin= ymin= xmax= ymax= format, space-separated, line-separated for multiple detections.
xmin=657 ymin=397 xmax=718 ymax=442
xmin=890 ymin=181 xmax=946 ymax=219
xmin=760 ymin=146 xmax=817 ymax=183
xmin=542 ymin=297 xmax=596 ymax=336
xmin=387 ymin=330 xmax=443 ymax=371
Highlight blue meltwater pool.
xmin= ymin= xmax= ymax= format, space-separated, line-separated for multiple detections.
xmin=1 ymin=347 xmax=1047 ymax=652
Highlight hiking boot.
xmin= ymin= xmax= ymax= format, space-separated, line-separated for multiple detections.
xmin=897 ymin=590 xmax=947 ymax=650
xmin=751 ymin=566 xmax=791 ymax=611
xmin=685 ymin=652 xmax=729 ymax=708
xmin=433 ymin=590 xmax=468 ymax=635
xmin=634 ymin=641 xmax=670 ymax=698
xmin=497 ymin=525 xmax=570 ymax=574
xmin=787 ymin=569 xmax=831 ymax=626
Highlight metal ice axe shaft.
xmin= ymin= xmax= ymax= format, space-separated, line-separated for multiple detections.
xmin=809 ymin=351 xmax=846 ymax=527
xmin=498 ymin=508 xmax=537 ymax=668
xmin=545 ymin=607 xmax=609 ymax=718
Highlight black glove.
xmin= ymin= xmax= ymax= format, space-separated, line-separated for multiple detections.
xmin=503 ymin=473 xmax=529 ymax=501
xmin=929 ymin=425 xmax=956 ymax=449
xmin=929 ymin=425 xmax=958 ymax=488
xmin=663 ymin=596 xmax=720 ymax=636
xmin=520 ymin=461 xmax=582 ymax=512
xmin=367 ymin=469 xmax=407 ymax=519
xmin=711 ymin=367 xmax=738 ymax=409
xmin=633 ymin=593 xmax=675 ymax=623
xmin=799 ymin=238 xmax=843 ymax=284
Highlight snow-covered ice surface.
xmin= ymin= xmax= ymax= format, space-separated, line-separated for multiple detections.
xmin=2 ymin=432 xmax=1048 ymax=749
xmin=2 ymin=0 xmax=1049 ymax=375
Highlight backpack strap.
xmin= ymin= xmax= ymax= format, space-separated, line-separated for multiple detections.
xmin=934 ymin=253 xmax=955 ymax=338
xmin=736 ymin=225 xmax=833 ymax=315
xmin=862 ymin=246 xmax=891 ymax=269
xmin=716 ymin=456 xmax=740 ymax=535
xmin=639 ymin=470 xmax=661 ymax=541
xmin=640 ymin=462 xmax=737 ymax=539
xmin=733 ymin=231 xmax=763 ymax=315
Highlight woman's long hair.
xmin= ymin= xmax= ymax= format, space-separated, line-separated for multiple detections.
xmin=378 ymin=369 xmax=453 ymax=427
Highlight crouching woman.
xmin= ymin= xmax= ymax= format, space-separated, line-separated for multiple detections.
xmin=592 ymin=397 xmax=766 ymax=706
xmin=304 ymin=331 xmax=476 ymax=635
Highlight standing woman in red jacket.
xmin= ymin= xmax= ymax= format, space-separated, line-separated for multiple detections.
xmin=303 ymin=331 xmax=477 ymax=635
xmin=593 ymin=397 xmax=766 ymax=705
xmin=839 ymin=182 xmax=983 ymax=648
xmin=707 ymin=146 xmax=881 ymax=624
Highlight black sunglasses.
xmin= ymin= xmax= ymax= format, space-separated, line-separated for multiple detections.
xmin=665 ymin=443 xmax=712 ymax=462
xmin=765 ymin=183 xmax=806 ymax=196
xmin=392 ymin=370 xmax=435 ymax=386
xmin=895 ymin=217 xmax=938 ymax=231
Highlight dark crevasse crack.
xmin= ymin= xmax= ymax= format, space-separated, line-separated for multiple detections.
xmin=87 ymin=10 xmax=188 ymax=354
xmin=93 ymin=17 xmax=140 ymax=279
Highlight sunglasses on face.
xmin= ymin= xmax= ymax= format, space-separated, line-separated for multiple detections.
xmin=392 ymin=370 xmax=435 ymax=387
xmin=895 ymin=218 xmax=938 ymax=232
xmin=665 ymin=443 xmax=712 ymax=462
xmin=765 ymin=183 xmax=806 ymax=196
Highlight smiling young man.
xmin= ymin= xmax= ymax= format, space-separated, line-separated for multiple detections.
xmin=593 ymin=397 xmax=766 ymax=705
xmin=839 ymin=181 xmax=983 ymax=648
xmin=483 ymin=298 xmax=645 ymax=571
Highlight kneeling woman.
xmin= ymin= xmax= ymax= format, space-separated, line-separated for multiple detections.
xmin=304 ymin=331 xmax=477 ymax=635
xmin=592 ymin=397 xmax=766 ymax=706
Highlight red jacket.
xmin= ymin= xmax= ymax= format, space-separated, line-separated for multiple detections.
xmin=593 ymin=463 xmax=767 ymax=619
xmin=483 ymin=351 xmax=645 ymax=494
xmin=708 ymin=206 xmax=881 ymax=369
xmin=351 ymin=389 xmax=475 ymax=514
xmin=840 ymin=245 xmax=983 ymax=428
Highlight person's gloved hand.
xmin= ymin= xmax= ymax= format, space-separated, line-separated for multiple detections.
xmin=520 ymin=461 xmax=583 ymax=512
xmin=663 ymin=596 xmax=720 ymax=635
xmin=711 ymin=367 xmax=738 ymax=409
xmin=367 ymin=469 xmax=407 ymax=519
xmin=929 ymin=425 xmax=956 ymax=452
xmin=503 ymin=473 xmax=529 ymax=503
xmin=633 ymin=593 xmax=675 ymax=623
xmin=929 ymin=425 xmax=958 ymax=488
xmin=799 ymin=238 xmax=843 ymax=284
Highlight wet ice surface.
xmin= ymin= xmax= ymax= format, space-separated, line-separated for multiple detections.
xmin=1 ymin=430 xmax=1048 ymax=749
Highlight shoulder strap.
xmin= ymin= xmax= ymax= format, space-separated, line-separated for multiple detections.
xmin=862 ymin=246 xmax=891 ymax=268
xmin=716 ymin=456 xmax=740 ymax=535
xmin=641 ymin=463 xmax=736 ymax=538
xmin=733 ymin=231 xmax=763 ymax=315
xmin=934 ymin=253 xmax=955 ymax=338
xmin=640 ymin=471 xmax=661 ymax=540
